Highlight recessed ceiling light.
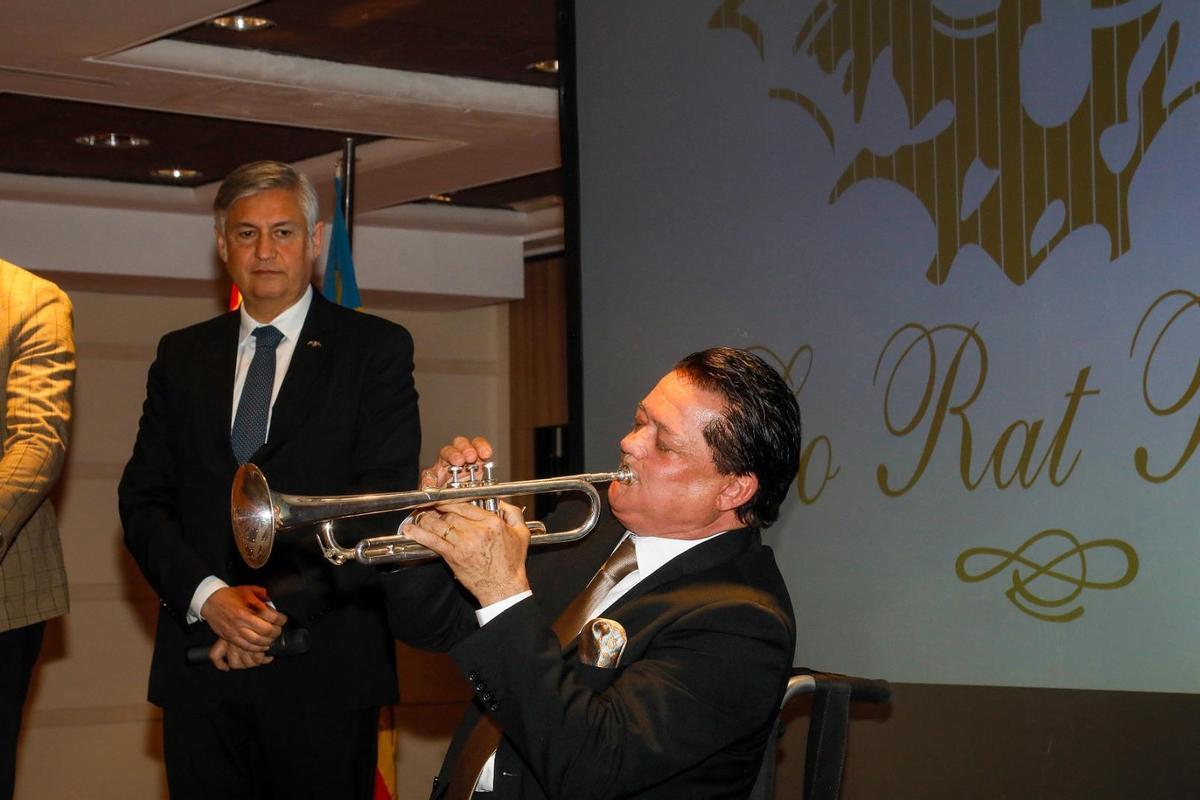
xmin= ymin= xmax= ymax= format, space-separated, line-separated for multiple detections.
xmin=208 ymin=14 xmax=275 ymax=32
xmin=427 ymin=194 xmax=454 ymax=204
xmin=150 ymin=168 xmax=203 ymax=180
xmin=75 ymin=132 xmax=150 ymax=149
xmin=527 ymin=59 xmax=559 ymax=74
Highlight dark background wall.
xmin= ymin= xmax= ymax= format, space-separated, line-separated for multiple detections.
xmin=779 ymin=683 xmax=1200 ymax=798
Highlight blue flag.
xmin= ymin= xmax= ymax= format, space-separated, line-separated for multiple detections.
xmin=323 ymin=175 xmax=363 ymax=309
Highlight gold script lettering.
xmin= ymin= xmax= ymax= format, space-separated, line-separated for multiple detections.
xmin=874 ymin=323 xmax=1097 ymax=496
xmin=797 ymin=434 xmax=839 ymax=505
xmin=1129 ymin=289 xmax=1200 ymax=483
xmin=971 ymin=367 xmax=1098 ymax=490
xmin=874 ymin=323 xmax=985 ymax=496
xmin=748 ymin=344 xmax=840 ymax=505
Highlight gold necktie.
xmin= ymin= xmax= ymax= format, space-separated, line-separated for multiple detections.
xmin=551 ymin=536 xmax=638 ymax=645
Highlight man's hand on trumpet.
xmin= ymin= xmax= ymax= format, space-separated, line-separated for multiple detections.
xmin=403 ymin=501 xmax=532 ymax=607
xmin=408 ymin=435 xmax=532 ymax=607
xmin=419 ymin=435 xmax=494 ymax=489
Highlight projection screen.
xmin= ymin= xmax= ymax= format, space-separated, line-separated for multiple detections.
xmin=566 ymin=0 xmax=1200 ymax=692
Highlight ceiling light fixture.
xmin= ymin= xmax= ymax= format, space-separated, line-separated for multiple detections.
xmin=527 ymin=59 xmax=559 ymax=74
xmin=427 ymin=194 xmax=454 ymax=204
xmin=75 ymin=132 xmax=150 ymax=149
xmin=150 ymin=168 xmax=203 ymax=181
xmin=208 ymin=14 xmax=276 ymax=32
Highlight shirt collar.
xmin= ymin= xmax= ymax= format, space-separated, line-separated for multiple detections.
xmin=625 ymin=529 xmax=727 ymax=580
xmin=237 ymin=285 xmax=313 ymax=345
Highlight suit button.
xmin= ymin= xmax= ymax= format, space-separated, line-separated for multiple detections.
xmin=467 ymin=671 xmax=481 ymax=682
xmin=489 ymin=702 xmax=500 ymax=712
xmin=474 ymin=682 xmax=488 ymax=694
xmin=481 ymin=691 xmax=494 ymax=702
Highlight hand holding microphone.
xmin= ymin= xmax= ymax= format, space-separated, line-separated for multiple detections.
xmin=185 ymin=625 xmax=310 ymax=667
xmin=187 ymin=584 xmax=304 ymax=669
xmin=200 ymin=585 xmax=287 ymax=651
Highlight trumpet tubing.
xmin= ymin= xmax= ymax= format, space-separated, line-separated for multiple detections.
xmin=230 ymin=462 xmax=633 ymax=568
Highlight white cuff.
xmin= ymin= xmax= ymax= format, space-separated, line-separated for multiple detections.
xmin=188 ymin=576 xmax=229 ymax=624
xmin=474 ymin=590 xmax=533 ymax=627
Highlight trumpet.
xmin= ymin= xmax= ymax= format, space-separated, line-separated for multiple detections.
xmin=230 ymin=462 xmax=634 ymax=568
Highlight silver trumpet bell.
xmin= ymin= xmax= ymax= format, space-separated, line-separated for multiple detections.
xmin=231 ymin=462 xmax=634 ymax=568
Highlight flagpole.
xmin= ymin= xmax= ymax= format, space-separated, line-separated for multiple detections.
xmin=335 ymin=135 xmax=391 ymax=799
xmin=341 ymin=137 xmax=356 ymax=251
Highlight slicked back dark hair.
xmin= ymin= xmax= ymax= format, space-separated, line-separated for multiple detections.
xmin=674 ymin=347 xmax=801 ymax=528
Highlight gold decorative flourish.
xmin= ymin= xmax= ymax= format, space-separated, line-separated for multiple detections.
xmin=707 ymin=0 xmax=765 ymax=61
xmin=712 ymin=0 xmax=1200 ymax=286
xmin=767 ymin=88 xmax=836 ymax=150
xmin=955 ymin=528 xmax=1138 ymax=622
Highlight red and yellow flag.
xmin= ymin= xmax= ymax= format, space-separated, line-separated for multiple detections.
xmin=374 ymin=705 xmax=397 ymax=799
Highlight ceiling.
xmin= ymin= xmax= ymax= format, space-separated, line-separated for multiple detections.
xmin=0 ymin=0 xmax=562 ymax=228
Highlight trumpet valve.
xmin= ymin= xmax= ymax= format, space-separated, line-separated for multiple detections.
xmin=483 ymin=461 xmax=499 ymax=512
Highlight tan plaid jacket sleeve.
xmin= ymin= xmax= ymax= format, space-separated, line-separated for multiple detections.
xmin=0 ymin=259 xmax=74 ymax=631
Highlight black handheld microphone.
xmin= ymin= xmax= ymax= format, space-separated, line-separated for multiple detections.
xmin=185 ymin=626 xmax=311 ymax=665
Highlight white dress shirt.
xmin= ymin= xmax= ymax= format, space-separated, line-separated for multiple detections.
xmin=228 ymin=288 xmax=312 ymax=433
xmin=187 ymin=287 xmax=314 ymax=622
xmin=471 ymin=528 xmax=728 ymax=791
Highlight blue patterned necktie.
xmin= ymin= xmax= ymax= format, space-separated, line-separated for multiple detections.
xmin=230 ymin=325 xmax=284 ymax=463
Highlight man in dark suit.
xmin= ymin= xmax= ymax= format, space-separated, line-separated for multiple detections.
xmin=387 ymin=347 xmax=799 ymax=799
xmin=119 ymin=161 xmax=420 ymax=799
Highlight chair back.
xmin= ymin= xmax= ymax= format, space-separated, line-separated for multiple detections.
xmin=748 ymin=669 xmax=890 ymax=800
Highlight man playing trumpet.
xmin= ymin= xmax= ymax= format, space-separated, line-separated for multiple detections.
xmin=386 ymin=346 xmax=800 ymax=799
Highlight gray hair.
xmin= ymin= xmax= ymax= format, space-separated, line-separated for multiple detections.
xmin=213 ymin=160 xmax=319 ymax=236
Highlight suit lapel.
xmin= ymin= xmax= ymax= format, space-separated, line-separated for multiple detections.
xmin=621 ymin=526 xmax=758 ymax=606
xmin=255 ymin=291 xmax=334 ymax=462
xmin=202 ymin=312 xmax=241 ymax=467
xmin=560 ymin=523 xmax=758 ymax=655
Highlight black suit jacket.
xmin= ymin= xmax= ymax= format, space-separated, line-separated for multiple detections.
xmin=120 ymin=290 xmax=420 ymax=710
xmin=386 ymin=513 xmax=796 ymax=800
